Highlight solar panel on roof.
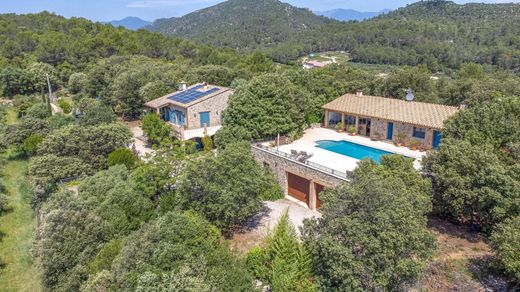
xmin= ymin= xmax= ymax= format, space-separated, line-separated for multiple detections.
xmin=167 ymin=85 xmax=221 ymax=104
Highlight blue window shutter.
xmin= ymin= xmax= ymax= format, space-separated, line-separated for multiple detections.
xmin=199 ymin=112 xmax=210 ymax=127
xmin=179 ymin=111 xmax=185 ymax=126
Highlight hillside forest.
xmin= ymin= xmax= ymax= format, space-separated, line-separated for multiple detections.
xmin=0 ymin=2 xmax=519 ymax=292
xmin=148 ymin=0 xmax=520 ymax=72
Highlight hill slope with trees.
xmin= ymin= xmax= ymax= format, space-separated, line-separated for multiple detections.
xmin=146 ymin=0 xmax=333 ymax=51
xmin=148 ymin=0 xmax=520 ymax=71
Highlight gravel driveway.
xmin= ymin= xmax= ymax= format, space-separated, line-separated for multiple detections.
xmin=230 ymin=199 xmax=321 ymax=253
xmin=126 ymin=121 xmax=155 ymax=158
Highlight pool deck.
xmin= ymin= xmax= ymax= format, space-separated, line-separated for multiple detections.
xmin=274 ymin=128 xmax=426 ymax=174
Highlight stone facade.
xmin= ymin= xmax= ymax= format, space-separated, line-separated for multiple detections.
xmin=369 ymin=118 xmax=385 ymax=141
xmin=251 ymin=145 xmax=347 ymax=209
xmin=326 ymin=111 xmax=438 ymax=150
xmin=186 ymin=90 xmax=232 ymax=130
xmin=370 ymin=119 xmax=434 ymax=149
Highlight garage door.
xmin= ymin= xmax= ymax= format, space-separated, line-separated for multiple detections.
xmin=287 ymin=173 xmax=310 ymax=205
xmin=315 ymin=183 xmax=325 ymax=209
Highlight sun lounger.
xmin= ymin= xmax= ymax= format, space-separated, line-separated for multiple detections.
xmin=290 ymin=149 xmax=299 ymax=158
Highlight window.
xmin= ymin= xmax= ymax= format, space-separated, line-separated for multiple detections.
xmin=169 ymin=109 xmax=185 ymax=126
xmin=413 ymin=127 xmax=426 ymax=139
xmin=345 ymin=115 xmax=356 ymax=125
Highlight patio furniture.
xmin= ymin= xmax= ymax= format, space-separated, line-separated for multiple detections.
xmin=290 ymin=149 xmax=299 ymax=158
xmin=298 ymin=152 xmax=313 ymax=162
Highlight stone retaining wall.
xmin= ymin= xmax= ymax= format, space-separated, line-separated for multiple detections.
xmin=251 ymin=146 xmax=347 ymax=208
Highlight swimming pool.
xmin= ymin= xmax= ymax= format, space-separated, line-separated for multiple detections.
xmin=316 ymin=140 xmax=394 ymax=163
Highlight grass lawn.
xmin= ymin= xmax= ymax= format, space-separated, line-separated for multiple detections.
xmin=0 ymin=108 xmax=42 ymax=291
xmin=5 ymin=108 xmax=18 ymax=125
xmin=0 ymin=158 xmax=42 ymax=292
xmin=308 ymin=55 xmax=330 ymax=62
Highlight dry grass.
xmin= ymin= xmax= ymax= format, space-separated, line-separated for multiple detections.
xmin=0 ymin=159 xmax=42 ymax=291
xmin=420 ymin=217 xmax=510 ymax=291
xmin=0 ymin=109 xmax=42 ymax=291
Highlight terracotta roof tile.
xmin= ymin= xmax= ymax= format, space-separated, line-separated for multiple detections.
xmin=322 ymin=94 xmax=459 ymax=129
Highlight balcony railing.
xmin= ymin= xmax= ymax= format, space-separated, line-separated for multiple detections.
xmin=252 ymin=143 xmax=349 ymax=180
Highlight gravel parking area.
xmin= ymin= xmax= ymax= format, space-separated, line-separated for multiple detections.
xmin=229 ymin=199 xmax=321 ymax=253
xmin=126 ymin=121 xmax=155 ymax=158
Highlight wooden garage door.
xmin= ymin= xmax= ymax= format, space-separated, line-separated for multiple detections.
xmin=287 ymin=173 xmax=310 ymax=205
xmin=315 ymin=183 xmax=325 ymax=209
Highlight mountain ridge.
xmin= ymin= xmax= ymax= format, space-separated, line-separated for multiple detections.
xmin=146 ymin=0 xmax=333 ymax=49
xmin=316 ymin=8 xmax=391 ymax=21
xmin=108 ymin=16 xmax=151 ymax=30
xmin=145 ymin=0 xmax=520 ymax=70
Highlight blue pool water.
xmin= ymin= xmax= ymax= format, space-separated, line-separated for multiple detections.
xmin=316 ymin=140 xmax=394 ymax=163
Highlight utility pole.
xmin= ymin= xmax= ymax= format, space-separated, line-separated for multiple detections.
xmin=46 ymin=74 xmax=53 ymax=101
xmin=46 ymin=74 xmax=52 ymax=115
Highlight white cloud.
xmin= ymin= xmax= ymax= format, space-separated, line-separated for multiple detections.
xmin=127 ymin=0 xmax=217 ymax=8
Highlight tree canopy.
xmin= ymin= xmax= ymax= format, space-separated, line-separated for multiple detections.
xmin=177 ymin=143 xmax=281 ymax=231
xmin=423 ymin=96 xmax=520 ymax=231
xmin=224 ymin=74 xmax=309 ymax=139
xmin=303 ymin=156 xmax=436 ymax=291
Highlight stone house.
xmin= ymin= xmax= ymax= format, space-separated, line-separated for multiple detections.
xmin=145 ymin=82 xmax=233 ymax=141
xmin=322 ymin=91 xmax=460 ymax=149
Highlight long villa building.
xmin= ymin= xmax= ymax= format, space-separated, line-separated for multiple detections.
xmin=253 ymin=90 xmax=460 ymax=210
xmin=323 ymin=91 xmax=460 ymax=149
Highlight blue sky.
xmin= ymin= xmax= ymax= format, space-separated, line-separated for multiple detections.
xmin=0 ymin=0 xmax=518 ymax=22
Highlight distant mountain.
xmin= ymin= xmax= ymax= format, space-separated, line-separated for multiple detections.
xmin=108 ymin=17 xmax=151 ymax=30
xmin=146 ymin=0 xmax=334 ymax=50
xmin=385 ymin=0 xmax=520 ymax=20
xmin=316 ymin=9 xmax=391 ymax=21
xmin=145 ymin=0 xmax=520 ymax=71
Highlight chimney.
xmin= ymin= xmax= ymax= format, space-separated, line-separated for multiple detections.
xmin=355 ymin=90 xmax=363 ymax=97
xmin=179 ymin=81 xmax=187 ymax=91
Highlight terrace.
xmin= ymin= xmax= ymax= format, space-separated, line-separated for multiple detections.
xmin=262 ymin=127 xmax=425 ymax=175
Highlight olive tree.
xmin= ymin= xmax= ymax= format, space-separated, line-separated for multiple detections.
xmin=177 ymin=143 xmax=278 ymax=231
xmin=491 ymin=216 xmax=520 ymax=281
xmin=224 ymin=74 xmax=309 ymax=139
xmin=303 ymin=156 xmax=436 ymax=291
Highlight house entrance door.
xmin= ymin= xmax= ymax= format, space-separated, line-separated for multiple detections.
xmin=387 ymin=122 xmax=394 ymax=140
xmin=433 ymin=130 xmax=441 ymax=149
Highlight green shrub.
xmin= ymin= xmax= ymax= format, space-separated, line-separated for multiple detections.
xmin=88 ymin=239 xmax=122 ymax=274
xmin=26 ymin=102 xmax=50 ymax=119
xmin=141 ymin=113 xmax=171 ymax=146
xmin=107 ymin=148 xmax=138 ymax=169
xmin=260 ymin=178 xmax=284 ymax=201
xmin=0 ymin=193 xmax=11 ymax=215
xmin=491 ymin=216 xmax=520 ymax=280
xmin=22 ymin=133 xmax=44 ymax=155
xmin=201 ymin=135 xmax=213 ymax=152
xmin=214 ymin=126 xmax=252 ymax=149
xmin=246 ymin=210 xmax=317 ymax=291
xmin=58 ymin=99 xmax=71 ymax=114
xmin=184 ymin=140 xmax=197 ymax=154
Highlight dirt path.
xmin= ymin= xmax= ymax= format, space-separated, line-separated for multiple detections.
xmin=229 ymin=199 xmax=321 ymax=254
xmin=125 ymin=120 xmax=154 ymax=158
xmin=421 ymin=217 xmax=509 ymax=291
xmin=50 ymin=102 xmax=62 ymax=115
xmin=0 ymin=159 xmax=42 ymax=291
